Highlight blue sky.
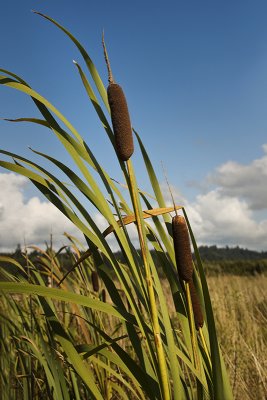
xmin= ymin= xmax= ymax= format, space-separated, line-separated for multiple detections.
xmin=1 ymin=0 xmax=267 ymax=251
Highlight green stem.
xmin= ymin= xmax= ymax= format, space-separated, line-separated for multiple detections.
xmin=199 ymin=327 xmax=211 ymax=367
xmin=126 ymin=159 xmax=170 ymax=400
xmin=185 ymin=281 xmax=200 ymax=374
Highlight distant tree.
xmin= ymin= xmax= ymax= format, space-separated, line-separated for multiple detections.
xmin=14 ymin=243 xmax=22 ymax=256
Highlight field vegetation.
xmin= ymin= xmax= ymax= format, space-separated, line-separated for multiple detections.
xmin=1 ymin=247 xmax=266 ymax=399
xmin=0 ymin=10 xmax=265 ymax=400
xmin=208 ymin=275 xmax=266 ymax=400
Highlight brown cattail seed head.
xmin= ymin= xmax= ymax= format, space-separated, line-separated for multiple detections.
xmin=91 ymin=271 xmax=99 ymax=292
xmin=188 ymin=280 xmax=204 ymax=330
xmin=107 ymin=83 xmax=134 ymax=161
xmin=101 ymin=288 xmax=106 ymax=303
xmin=172 ymin=215 xmax=193 ymax=282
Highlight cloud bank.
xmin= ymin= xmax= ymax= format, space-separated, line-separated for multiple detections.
xmin=207 ymin=144 xmax=267 ymax=210
xmin=0 ymin=144 xmax=266 ymax=252
xmin=186 ymin=144 xmax=267 ymax=250
xmin=186 ymin=190 xmax=267 ymax=250
xmin=162 ymin=144 xmax=267 ymax=250
xmin=0 ymin=173 xmax=83 ymax=251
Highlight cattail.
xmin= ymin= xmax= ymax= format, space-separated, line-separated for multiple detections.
xmin=91 ymin=271 xmax=99 ymax=292
xmin=188 ymin=279 xmax=204 ymax=330
xmin=101 ymin=288 xmax=106 ymax=303
xmin=108 ymin=83 xmax=134 ymax=161
xmin=172 ymin=215 xmax=193 ymax=282
xmin=103 ymin=34 xmax=134 ymax=161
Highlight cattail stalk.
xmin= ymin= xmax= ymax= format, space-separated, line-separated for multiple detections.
xmin=185 ymin=281 xmax=201 ymax=372
xmin=189 ymin=280 xmax=211 ymax=365
xmin=91 ymin=271 xmax=99 ymax=292
xmin=101 ymin=289 xmax=106 ymax=303
xmin=199 ymin=327 xmax=211 ymax=366
xmin=103 ymin=35 xmax=134 ymax=161
xmin=172 ymin=213 xmax=204 ymax=370
xmin=188 ymin=279 xmax=204 ymax=330
xmin=103 ymin=37 xmax=170 ymax=399
xmin=172 ymin=215 xmax=193 ymax=282
xmin=171 ymin=211 xmax=202 ymax=370
xmin=126 ymin=160 xmax=170 ymax=400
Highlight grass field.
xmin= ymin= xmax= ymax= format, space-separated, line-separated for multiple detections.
xmin=158 ymin=272 xmax=267 ymax=400
xmin=1 ymin=254 xmax=266 ymax=399
xmin=207 ymin=275 xmax=267 ymax=400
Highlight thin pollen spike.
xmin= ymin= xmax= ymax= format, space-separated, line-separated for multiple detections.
xmin=161 ymin=161 xmax=178 ymax=216
xmin=102 ymin=31 xmax=114 ymax=84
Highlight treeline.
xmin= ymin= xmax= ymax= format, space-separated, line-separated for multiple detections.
xmin=194 ymin=245 xmax=267 ymax=276
xmin=201 ymin=259 xmax=267 ymax=276
xmin=197 ymin=245 xmax=267 ymax=261
xmin=0 ymin=244 xmax=267 ymax=277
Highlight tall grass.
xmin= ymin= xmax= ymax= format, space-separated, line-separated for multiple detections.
xmin=0 ymin=12 xmax=233 ymax=399
xmin=208 ymin=275 xmax=267 ymax=400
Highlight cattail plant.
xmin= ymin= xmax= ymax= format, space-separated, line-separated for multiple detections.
xmin=171 ymin=211 xmax=204 ymax=330
xmin=171 ymin=210 xmax=206 ymax=371
xmin=0 ymin=11 xmax=234 ymax=400
xmin=172 ymin=214 xmax=193 ymax=282
xmin=102 ymin=35 xmax=134 ymax=162
xmin=188 ymin=279 xmax=204 ymax=330
xmin=91 ymin=270 xmax=99 ymax=292
xmin=101 ymin=288 xmax=106 ymax=303
xmin=103 ymin=35 xmax=171 ymax=400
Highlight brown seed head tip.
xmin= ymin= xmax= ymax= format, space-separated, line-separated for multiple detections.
xmin=188 ymin=280 xmax=204 ymax=330
xmin=172 ymin=215 xmax=193 ymax=282
xmin=107 ymin=83 xmax=134 ymax=161
xmin=91 ymin=271 xmax=99 ymax=292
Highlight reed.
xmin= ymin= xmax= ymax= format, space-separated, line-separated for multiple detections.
xmin=172 ymin=214 xmax=194 ymax=282
xmin=188 ymin=279 xmax=204 ymax=330
xmin=91 ymin=270 xmax=100 ymax=292
xmin=103 ymin=35 xmax=134 ymax=162
xmin=0 ymin=11 xmax=233 ymax=400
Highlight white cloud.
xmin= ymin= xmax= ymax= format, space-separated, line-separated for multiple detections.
xmin=1 ymin=142 xmax=267 ymax=254
xmin=0 ymin=172 xmax=138 ymax=253
xmin=207 ymin=143 xmax=267 ymax=210
xmin=185 ymin=189 xmax=267 ymax=250
xmin=161 ymin=145 xmax=267 ymax=251
xmin=0 ymin=173 xmax=83 ymax=251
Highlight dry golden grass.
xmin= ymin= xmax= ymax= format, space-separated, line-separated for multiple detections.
xmin=208 ymin=275 xmax=267 ymax=400
xmin=161 ymin=273 xmax=267 ymax=399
